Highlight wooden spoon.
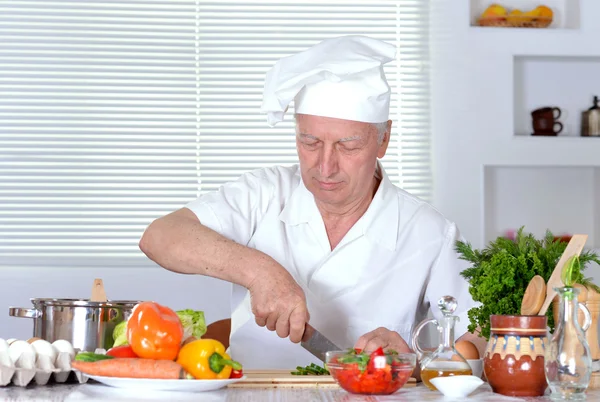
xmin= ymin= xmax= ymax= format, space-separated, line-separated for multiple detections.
xmin=521 ymin=275 xmax=546 ymax=315
xmin=90 ymin=278 xmax=108 ymax=302
xmin=538 ymin=234 xmax=588 ymax=316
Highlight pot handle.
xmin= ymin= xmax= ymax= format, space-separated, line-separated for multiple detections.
xmin=8 ymin=307 xmax=40 ymax=319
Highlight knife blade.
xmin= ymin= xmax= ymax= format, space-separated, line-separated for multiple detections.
xmin=301 ymin=324 xmax=342 ymax=362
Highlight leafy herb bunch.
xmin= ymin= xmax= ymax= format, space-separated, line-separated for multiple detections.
xmin=456 ymin=227 xmax=600 ymax=339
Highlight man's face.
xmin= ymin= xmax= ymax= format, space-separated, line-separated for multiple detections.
xmin=295 ymin=114 xmax=390 ymax=208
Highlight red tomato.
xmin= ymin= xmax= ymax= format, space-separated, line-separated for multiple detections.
xmin=230 ymin=369 xmax=243 ymax=379
xmin=106 ymin=345 xmax=138 ymax=358
xmin=331 ymin=360 xmax=413 ymax=395
xmin=367 ymin=347 xmax=386 ymax=372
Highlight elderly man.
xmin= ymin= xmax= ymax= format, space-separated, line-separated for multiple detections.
xmin=139 ymin=35 xmax=482 ymax=371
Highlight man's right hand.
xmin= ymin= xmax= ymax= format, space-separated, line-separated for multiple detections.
xmin=248 ymin=266 xmax=309 ymax=344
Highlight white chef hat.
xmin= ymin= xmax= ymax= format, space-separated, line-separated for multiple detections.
xmin=261 ymin=35 xmax=397 ymax=127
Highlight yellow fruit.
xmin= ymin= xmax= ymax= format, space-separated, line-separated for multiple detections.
xmin=507 ymin=9 xmax=523 ymax=24
xmin=522 ymin=8 xmax=541 ymax=22
xmin=490 ymin=4 xmax=507 ymax=14
xmin=481 ymin=4 xmax=507 ymax=19
xmin=536 ymin=5 xmax=553 ymax=19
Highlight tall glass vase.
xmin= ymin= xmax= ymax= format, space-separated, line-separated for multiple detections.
xmin=545 ymin=286 xmax=593 ymax=400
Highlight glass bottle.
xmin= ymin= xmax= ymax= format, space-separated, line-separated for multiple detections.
xmin=411 ymin=295 xmax=472 ymax=391
xmin=545 ymin=286 xmax=592 ymax=400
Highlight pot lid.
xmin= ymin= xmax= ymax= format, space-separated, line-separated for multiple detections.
xmin=30 ymin=298 xmax=141 ymax=308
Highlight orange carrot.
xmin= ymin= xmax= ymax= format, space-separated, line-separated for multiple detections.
xmin=72 ymin=358 xmax=186 ymax=379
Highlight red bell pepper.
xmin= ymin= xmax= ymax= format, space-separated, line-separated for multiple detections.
xmin=106 ymin=345 xmax=138 ymax=358
xmin=127 ymin=301 xmax=184 ymax=361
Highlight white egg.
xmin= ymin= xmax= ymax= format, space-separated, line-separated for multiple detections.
xmin=31 ymin=340 xmax=58 ymax=364
xmin=15 ymin=351 xmax=36 ymax=370
xmin=52 ymin=340 xmax=75 ymax=360
xmin=0 ymin=338 xmax=9 ymax=353
xmin=35 ymin=354 xmax=55 ymax=371
xmin=54 ymin=352 xmax=71 ymax=371
xmin=6 ymin=338 xmax=17 ymax=346
xmin=8 ymin=340 xmax=35 ymax=365
xmin=0 ymin=350 xmax=13 ymax=368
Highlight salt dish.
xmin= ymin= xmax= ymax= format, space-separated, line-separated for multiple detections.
xmin=430 ymin=375 xmax=484 ymax=398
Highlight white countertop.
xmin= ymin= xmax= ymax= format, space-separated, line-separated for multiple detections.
xmin=1 ymin=382 xmax=600 ymax=402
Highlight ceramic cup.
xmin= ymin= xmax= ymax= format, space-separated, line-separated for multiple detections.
xmin=531 ymin=107 xmax=563 ymax=136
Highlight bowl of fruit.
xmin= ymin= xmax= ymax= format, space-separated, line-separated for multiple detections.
xmin=325 ymin=348 xmax=416 ymax=395
xmin=477 ymin=4 xmax=553 ymax=28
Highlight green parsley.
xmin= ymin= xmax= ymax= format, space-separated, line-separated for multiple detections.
xmin=456 ymin=227 xmax=600 ymax=339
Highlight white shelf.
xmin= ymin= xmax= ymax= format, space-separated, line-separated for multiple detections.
xmin=469 ymin=0 xmax=580 ymax=29
xmin=513 ymin=135 xmax=600 ymax=142
xmin=483 ymin=165 xmax=600 ymax=248
xmin=474 ymin=136 xmax=600 ymax=168
xmin=432 ymin=0 xmax=600 ymax=252
xmin=467 ymin=29 xmax=598 ymax=59
xmin=514 ymin=55 xmax=600 ymax=137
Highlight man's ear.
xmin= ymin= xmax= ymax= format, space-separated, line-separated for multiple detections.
xmin=377 ymin=120 xmax=392 ymax=158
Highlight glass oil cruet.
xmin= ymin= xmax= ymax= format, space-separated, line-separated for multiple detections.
xmin=411 ymin=295 xmax=472 ymax=391
xmin=545 ymin=285 xmax=592 ymax=400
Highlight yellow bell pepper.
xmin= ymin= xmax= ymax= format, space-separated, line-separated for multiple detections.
xmin=176 ymin=339 xmax=242 ymax=379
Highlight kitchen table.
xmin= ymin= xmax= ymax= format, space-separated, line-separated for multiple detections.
xmin=1 ymin=382 xmax=600 ymax=402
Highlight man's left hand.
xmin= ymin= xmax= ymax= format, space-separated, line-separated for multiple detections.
xmin=354 ymin=327 xmax=411 ymax=353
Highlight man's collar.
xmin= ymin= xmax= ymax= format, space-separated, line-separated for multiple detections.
xmin=362 ymin=164 xmax=399 ymax=251
xmin=278 ymin=176 xmax=319 ymax=226
xmin=279 ymin=162 xmax=399 ymax=250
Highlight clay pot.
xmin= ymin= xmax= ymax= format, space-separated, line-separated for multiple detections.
xmin=484 ymin=315 xmax=548 ymax=397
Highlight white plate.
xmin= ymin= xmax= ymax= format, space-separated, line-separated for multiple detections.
xmin=88 ymin=375 xmax=246 ymax=392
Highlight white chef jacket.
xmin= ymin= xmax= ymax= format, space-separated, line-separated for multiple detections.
xmin=185 ymin=163 xmax=477 ymax=369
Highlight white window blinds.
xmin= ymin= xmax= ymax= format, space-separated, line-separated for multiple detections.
xmin=0 ymin=0 xmax=431 ymax=266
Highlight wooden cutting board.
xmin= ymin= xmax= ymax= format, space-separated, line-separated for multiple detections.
xmin=227 ymin=369 xmax=417 ymax=388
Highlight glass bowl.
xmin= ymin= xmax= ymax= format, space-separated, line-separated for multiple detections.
xmin=325 ymin=350 xmax=416 ymax=395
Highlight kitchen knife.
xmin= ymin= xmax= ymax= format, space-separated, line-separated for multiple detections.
xmin=301 ymin=324 xmax=342 ymax=362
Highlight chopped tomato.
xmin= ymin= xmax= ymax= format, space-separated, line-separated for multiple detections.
xmin=367 ymin=347 xmax=386 ymax=372
xmin=331 ymin=363 xmax=412 ymax=395
xmin=328 ymin=349 xmax=414 ymax=395
xmin=105 ymin=345 xmax=138 ymax=358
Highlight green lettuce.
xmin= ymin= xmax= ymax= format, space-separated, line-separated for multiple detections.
xmin=111 ymin=309 xmax=207 ymax=346
xmin=113 ymin=321 xmax=128 ymax=347
xmin=177 ymin=309 xmax=207 ymax=339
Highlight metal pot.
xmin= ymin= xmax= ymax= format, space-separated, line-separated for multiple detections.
xmin=9 ymin=298 xmax=141 ymax=352
xmin=581 ymin=96 xmax=600 ymax=137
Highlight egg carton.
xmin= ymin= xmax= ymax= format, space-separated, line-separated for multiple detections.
xmin=0 ymin=338 xmax=98 ymax=387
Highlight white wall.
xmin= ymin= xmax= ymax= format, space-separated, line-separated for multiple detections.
xmin=430 ymin=0 xmax=600 ymax=284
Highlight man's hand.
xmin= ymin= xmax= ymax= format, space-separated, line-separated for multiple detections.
xmin=248 ymin=266 xmax=309 ymax=344
xmin=354 ymin=327 xmax=411 ymax=353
